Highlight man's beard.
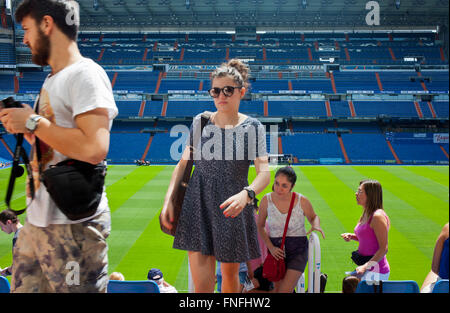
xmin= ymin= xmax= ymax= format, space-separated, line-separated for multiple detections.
xmin=31 ymin=29 xmax=50 ymax=66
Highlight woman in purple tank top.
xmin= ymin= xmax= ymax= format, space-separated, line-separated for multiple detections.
xmin=341 ymin=179 xmax=390 ymax=282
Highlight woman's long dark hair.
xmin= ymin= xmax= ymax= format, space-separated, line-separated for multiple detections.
xmin=359 ymin=179 xmax=384 ymax=222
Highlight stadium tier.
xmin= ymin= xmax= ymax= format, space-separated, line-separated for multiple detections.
xmin=68 ymin=32 xmax=448 ymax=66
xmin=0 ymin=43 xmax=14 ymax=65
xmin=282 ymin=133 xmax=344 ymax=161
xmin=98 ymin=99 xmax=450 ymax=120
xmin=388 ymin=133 xmax=450 ymax=163
xmin=0 ymin=74 xmax=14 ymax=93
xmin=0 ymin=31 xmax=448 ymax=165
xmin=341 ymin=133 xmax=396 ymax=163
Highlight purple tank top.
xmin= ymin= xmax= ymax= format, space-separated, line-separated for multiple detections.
xmin=354 ymin=209 xmax=390 ymax=274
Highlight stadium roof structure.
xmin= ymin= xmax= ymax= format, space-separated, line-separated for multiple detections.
xmin=35 ymin=0 xmax=449 ymax=32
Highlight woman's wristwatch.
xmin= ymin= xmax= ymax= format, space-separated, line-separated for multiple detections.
xmin=244 ymin=186 xmax=258 ymax=207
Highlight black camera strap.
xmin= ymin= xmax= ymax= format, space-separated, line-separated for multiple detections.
xmin=4 ymin=96 xmax=39 ymax=215
xmin=5 ymin=134 xmax=30 ymax=215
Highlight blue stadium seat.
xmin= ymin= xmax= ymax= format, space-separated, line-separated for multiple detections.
xmin=379 ymin=280 xmax=420 ymax=293
xmin=356 ymin=280 xmax=420 ymax=293
xmin=432 ymin=279 xmax=449 ymax=293
xmin=0 ymin=74 xmax=14 ymax=92
xmin=433 ymin=101 xmax=449 ymax=118
xmin=0 ymin=276 xmax=10 ymax=293
xmin=282 ymin=133 xmax=343 ymax=160
xmin=0 ymin=133 xmax=31 ymax=160
xmin=107 ymin=280 xmax=160 ymax=293
xmin=165 ymin=100 xmax=215 ymax=117
xmin=116 ymin=101 xmax=141 ymax=118
xmin=341 ymin=133 xmax=394 ymax=163
xmin=108 ymin=133 xmax=150 ymax=163
xmin=269 ymin=101 xmax=327 ymax=117
xmin=355 ymin=280 xmax=378 ymax=293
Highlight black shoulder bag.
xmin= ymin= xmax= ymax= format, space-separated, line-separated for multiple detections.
xmin=33 ymin=95 xmax=107 ymax=221
xmin=351 ymin=250 xmax=374 ymax=266
xmin=2 ymin=95 xmax=106 ymax=221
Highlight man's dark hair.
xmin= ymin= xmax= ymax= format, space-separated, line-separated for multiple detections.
xmin=15 ymin=0 xmax=79 ymax=41
xmin=0 ymin=209 xmax=19 ymax=224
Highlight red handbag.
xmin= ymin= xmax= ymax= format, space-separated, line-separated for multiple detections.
xmin=263 ymin=192 xmax=296 ymax=282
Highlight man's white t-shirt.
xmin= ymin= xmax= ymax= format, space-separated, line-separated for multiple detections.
xmin=26 ymin=57 xmax=118 ymax=227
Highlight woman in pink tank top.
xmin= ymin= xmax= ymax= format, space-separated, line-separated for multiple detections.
xmin=341 ymin=179 xmax=390 ymax=281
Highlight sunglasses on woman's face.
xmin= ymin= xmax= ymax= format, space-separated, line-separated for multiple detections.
xmin=208 ymin=86 xmax=242 ymax=98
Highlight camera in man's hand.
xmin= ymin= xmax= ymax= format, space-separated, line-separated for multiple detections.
xmin=0 ymin=97 xmax=27 ymax=179
xmin=0 ymin=97 xmax=22 ymax=110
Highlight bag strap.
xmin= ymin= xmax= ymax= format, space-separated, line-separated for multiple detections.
xmin=34 ymin=94 xmax=43 ymax=172
xmin=280 ymin=192 xmax=296 ymax=250
xmin=4 ymin=96 xmax=38 ymax=215
xmin=181 ymin=111 xmax=212 ymax=187
xmin=5 ymin=134 xmax=28 ymax=215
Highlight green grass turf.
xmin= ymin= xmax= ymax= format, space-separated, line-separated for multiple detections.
xmin=0 ymin=165 xmax=448 ymax=292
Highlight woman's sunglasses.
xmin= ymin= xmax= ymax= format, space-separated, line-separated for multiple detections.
xmin=208 ymin=86 xmax=242 ymax=98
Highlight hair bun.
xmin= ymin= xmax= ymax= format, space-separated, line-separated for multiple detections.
xmin=227 ymin=59 xmax=250 ymax=87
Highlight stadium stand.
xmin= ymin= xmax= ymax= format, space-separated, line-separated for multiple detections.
xmin=433 ymin=101 xmax=450 ymax=118
xmin=282 ymin=133 xmax=345 ymax=162
xmin=0 ymin=74 xmax=14 ymax=93
xmin=353 ymin=101 xmax=419 ymax=118
xmin=0 ymin=1 xmax=448 ymax=298
xmin=116 ymin=101 xmax=142 ymax=118
xmin=341 ymin=133 xmax=395 ymax=163
xmin=388 ymin=133 xmax=449 ymax=163
xmin=0 ymin=27 xmax=448 ymax=165
xmin=268 ymin=100 xmax=328 ymax=117
xmin=108 ymin=132 xmax=151 ymax=164
xmin=17 ymin=71 xmax=48 ymax=94
xmin=0 ymin=43 xmax=14 ymax=65
xmin=165 ymin=100 xmax=216 ymax=117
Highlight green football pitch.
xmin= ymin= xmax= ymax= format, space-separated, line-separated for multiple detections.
xmin=0 ymin=165 xmax=448 ymax=292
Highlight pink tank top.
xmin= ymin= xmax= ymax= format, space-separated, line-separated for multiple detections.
xmin=354 ymin=209 xmax=390 ymax=274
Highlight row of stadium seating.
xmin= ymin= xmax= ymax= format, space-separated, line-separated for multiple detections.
xmin=3 ymin=31 xmax=445 ymax=66
xmin=75 ymin=47 xmax=444 ymax=65
xmin=114 ymin=100 xmax=449 ymax=119
xmin=79 ymin=31 xmax=439 ymax=41
xmin=1 ymin=70 xmax=448 ymax=95
xmin=3 ymin=119 xmax=447 ymax=165
xmin=0 ymin=276 xmax=161 ymax=293
xmin=355 ymin=279 xmax=448 ymax=293
xmin=3 ymin=276 xmax=447 ymax=293
xmin=101 ymin=122 xmax=449 ymax=164
xmin=283 ymin=132 xmax=448 ymax=164
xmin=0 ymin=30 xmax=447 ymax=166
xmin=0 ymin=43 xmax=15 ymax=65
xmin=4 ymin=121 xmax=447 ymax=165
xmin=3 ymin=27 xmax=447 ymax=65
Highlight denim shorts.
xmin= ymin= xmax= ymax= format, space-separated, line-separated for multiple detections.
xmin=269 ymin=236 xmax=308 ymax=273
